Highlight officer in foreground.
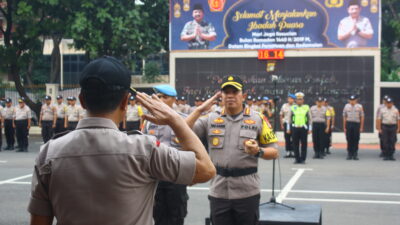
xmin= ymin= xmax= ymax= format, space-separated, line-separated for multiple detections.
xmin=186 ymin=75 xmax=278 ymax=225
xmin=343 ymin=95 xmax=364 ymax=160
xmin=376 ymin=98 xmax=399 ymax=161
xmin=28 ymin=56 xmax=216 ymax=225
xmin=142 ymin=85 xmax=189 ymax=225
xmin=287 ymin=92 xmax=312 ymax=164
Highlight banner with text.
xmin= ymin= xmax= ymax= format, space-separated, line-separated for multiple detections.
xmin=170 ymin=0 xmax=380 ymax=50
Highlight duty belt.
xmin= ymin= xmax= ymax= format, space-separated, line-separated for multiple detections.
xmin=216 ymin=166 xmax=257 ymax=177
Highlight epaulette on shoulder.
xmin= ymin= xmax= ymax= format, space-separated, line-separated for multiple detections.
xmin=51 ymin=130 xmax=71 ymax=140
xmin=126 ymin=130 xmax=143 ymax=135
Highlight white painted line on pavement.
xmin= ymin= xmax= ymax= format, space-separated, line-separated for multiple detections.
xmin=8 ymin=181 xmax=31 ymax=185
xmin=276 ymin=168 xmax=306 ymax=203
xmin=0 ymin=161 xmax=7 ymax=163
xmin=292 ymin=168 xmax=313 ymax=171
xmin=0 ymin=174 xmax=32 ymax=185
xmin=290 ymin=190 xmax=400 ymax=197
xmin=285 ymin=197 xmax=400 ymax=205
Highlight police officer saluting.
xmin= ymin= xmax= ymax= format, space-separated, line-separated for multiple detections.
xmin=13 ymin=97 xmax=32 ymax=152
xmin=187 ymin=75 xmax=279 ymax=225
xmin=377 ymin=98 xmax=399 ymax=161
xmin=142 ymin=85 xmax=189 ymax=225
xmin=287 ymin=92 xmax=312 ymax=164
xmin=54 ymin=95 xmax=67 ymax=134
xmin=2 ymin=98 xmax=15 ymax=150
xmin=343 ymin=95 xmax=364 ymax=160
xmin=280 ymin=94 xmax=296 ymax=158
xmin=39 ymin=96 xmax=57 ymax=143
xmin=28 ymin=56 xmax=215 ymax=225
xmin=310 ymin=97 xmax=331 ymax=159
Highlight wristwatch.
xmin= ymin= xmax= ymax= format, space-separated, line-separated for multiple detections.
xmin=255 ymin=148 xmax=264 ymax=158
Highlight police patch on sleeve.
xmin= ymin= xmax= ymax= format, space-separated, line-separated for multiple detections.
xmin=258 ymin=113 xmax=278 ymax=144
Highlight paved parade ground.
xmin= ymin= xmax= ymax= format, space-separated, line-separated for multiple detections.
xmin=0 ymin=135 xmax=399 ymax=225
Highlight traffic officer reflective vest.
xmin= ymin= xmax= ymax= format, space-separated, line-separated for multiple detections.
xmin=291 ymin=104 xmax=310 ymax=127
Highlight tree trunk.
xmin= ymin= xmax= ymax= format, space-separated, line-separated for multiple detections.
xmin=50 ymin=36 xmax=62 ymax=83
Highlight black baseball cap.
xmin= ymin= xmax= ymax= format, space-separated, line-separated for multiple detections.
xmin=317 ymin=96 xmax=324 ymax=102
xmin=221 ymin=75 xmax=243 ymax=91
xmin=56 ymin=95 xmax=63 ymax=99
xmin=349 ymin=95 xmax=357 ymax=100
xmin=195 ymin=96 xmax=201 ymax=101
xmin=79 ymin=56 xmax=133 ymax=93
xmin=386 ymin=98 xmax=393 ymax=103
xmin=193 ymin=3 xmax=203 ymax=11
xmin=129 ymin=95 xmax=135 ymax=101
xmin=5 ymin=98 xmax=12 ymax=103
xmin=180 ymin=96 xmax=186 ymax=101
xmin=45 ymin=95 xmax=51 ymax=100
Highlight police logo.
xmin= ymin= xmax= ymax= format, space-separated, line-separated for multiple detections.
xmin=228 ymin=76 xmax=234 ymax=81
xmin=212 ymin=129 xmax=222 ymax=134
xmin=244 ymin=119 xmax=256 ymax=125
xmin=213 ymin=118 xmax=224 ymax=124
xmin=212 ymin=137 xmax=220 ymax=146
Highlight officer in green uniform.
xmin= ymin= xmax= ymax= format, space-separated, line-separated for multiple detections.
xmin=287 ymin=92 xmax=312 ymax=164
xmin=186 ymin=75 xmax=279 ymax=225
xmin=142 ymin=85 xmax=189 ymax=225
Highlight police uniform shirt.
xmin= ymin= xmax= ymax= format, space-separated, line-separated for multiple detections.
xmin=377 ymin=104 xmax=397 ymax=119
xmin=379 ymin=107 xmax=399 ymax=125
xmin=338 ymin=16 xmax=373 ymax=47
xmin=280 ymin=103 xmax=292 ymax=123
xmin=41 ymin=104 xmax=55 ymax=121
xmin=2 ymin=106 xmax=15 ymax=120
xmin=193 ymin=108 xmax=278 ymax=199
xmin=14 ymin=105 xmax=32 ymax=120
xmin=310 ymin=105 xmax=331 ymax=123
xmin=0 ymin=106 xmax=3 ymax=119
xmin=66 ymin=105 xmax=82 ymax=122
xmin=343 ymin=103 xmax=364 ymax=123
xmin=126 ymin=105 xmax=141 ymax=122
xmin=55 ymin=103 xmax=67 ymax=119
xmin=180 ymin=20 xmax=216 ymax=49
xmin=28 ymin=117 xmax=196 ymax=225
xmin=143 ymin=112 xmax=186 ymax=148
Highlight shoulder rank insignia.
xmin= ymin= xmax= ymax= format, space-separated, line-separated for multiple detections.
xmin=212 ymin=129 xmax=222 ymax=134
xmin=212 ymin=137 xmax=220 ymax=146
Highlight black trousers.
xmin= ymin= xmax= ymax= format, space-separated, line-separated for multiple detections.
xmin=15 ymin=120 xmax=29 ymax=150
xmin=382 ymin=124 xmax=397 ymax=157
xmin=379 ymin=133 xmax=384 ymax=153
xmin=346 ymin=122 xmax=360 ymax=156
xmin=325 ymin=126 xmax=332 ymax=150
xmin=68 ymin=121 xmax=78 ymax=131
xmin=54 ymin=118 xmax=66 ymax=135
xmin=293 ymin=127 xmax=308 ymax=162
xmin=154 ymin=182 xmax=188 ymax=225
xmin=283 ymin=122 xmax=293 ymax=152
xmin=126 ymin=121 xmax=140 ymax=131
xmin=4 ymin=119 xmax=15 ymax=147
xmin=312 ymin=122 xmax=326 ymax=156
xmin=209 ymin=194 xmax=260 ymax=225
xmin=41 ymin=121 xmax=54 ymax=143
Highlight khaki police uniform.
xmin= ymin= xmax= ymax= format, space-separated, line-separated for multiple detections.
xmin=2 ymin=105 xmax=15 ymax=149
xmin=343 ymin=103 xmax=364 ymax=159
xmin=193 ymin=107 xmax=278 ymax=225
xmin=14 ymin=105 xmax=32 ymax=151
xmin=40 ymin=104 xmax=56 ymax=143
xmin=325 ymin=105 xmax=335 ymax=153
xmin=66 ymin=105 xmax=82 ymax=130
xmin=280 ymin=103 xmax=294 ymax=155
xmin=143 ymin=112 xmax=188 ymax=225
xmin=54 ymin=103 xmax=67 ymax=134
xmin=126 ymin=104 xmax=142 ymax=131
xmin=310 ymin=105 xmax=331 ymax=158
xmin=28 ymin=117 xmax=196 ymax=225
xmin=378 ymin=106 xmax=399 ymax=160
